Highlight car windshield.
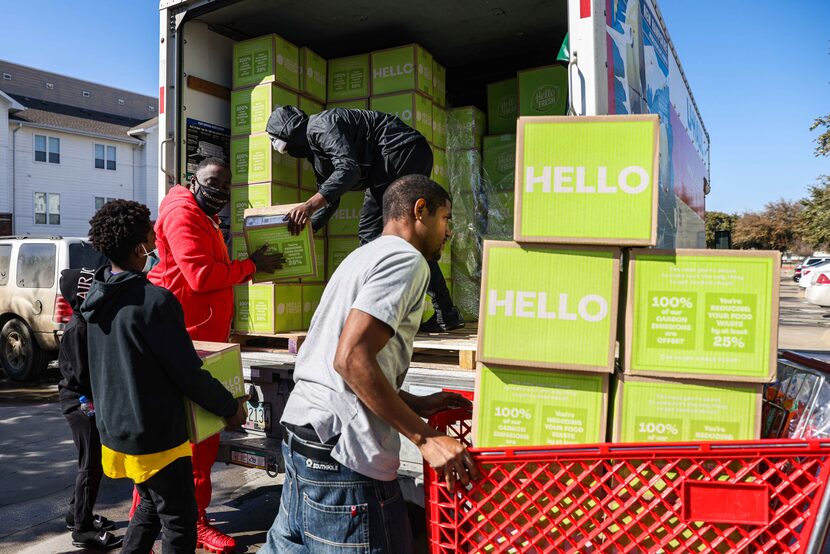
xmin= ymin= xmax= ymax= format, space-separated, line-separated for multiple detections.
xmin=68 ymin=242 xmax=108 ymax=270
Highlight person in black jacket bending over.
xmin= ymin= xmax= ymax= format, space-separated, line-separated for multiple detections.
xmin=266 ymin=105 xmax=464 ymax=332
xmin=81 ymin=200 xmax=248 ymax=554
xmin=58 ymin=267 xmax=122 ymax=550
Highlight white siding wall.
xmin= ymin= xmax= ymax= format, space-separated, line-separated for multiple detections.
xmin=131 ymin=127 xmax=159 ymax=218
xmin=11 ymin=126 xmax=140 ymax=237
xmin=0 ymin=102 xmax=10 ymax=213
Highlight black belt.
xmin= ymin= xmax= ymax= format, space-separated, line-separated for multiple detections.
xmin=283 ymin=424 xmax=340 ymax=464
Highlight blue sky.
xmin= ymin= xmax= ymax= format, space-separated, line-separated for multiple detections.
xmin=1 ymin=1 xmax=828 ymax=214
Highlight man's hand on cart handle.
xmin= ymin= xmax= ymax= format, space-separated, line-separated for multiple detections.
xmin=420 ymin=434 xmax=481 ymax=493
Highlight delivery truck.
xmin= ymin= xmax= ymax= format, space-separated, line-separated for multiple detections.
xmin=156 ymin=0 xmax=711 ymax=502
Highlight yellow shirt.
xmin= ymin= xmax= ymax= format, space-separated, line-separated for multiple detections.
xmin=102 ymin=442 xmax=192 ymax=484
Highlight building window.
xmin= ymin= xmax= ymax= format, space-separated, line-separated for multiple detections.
xmin=34 ymin=193 xmax=60 ymax=225
xmin=95 ymin=144 xmax=116 ymax=170
xmin=82 ymin=91 xmax=90 ymax=98
xmin=94 ymin=197 xmax=117 ymax=211
xmin=2 ymin=73 xmax=11 ymax=81
xmin=34 ymin=135 xmax=60 ymax=164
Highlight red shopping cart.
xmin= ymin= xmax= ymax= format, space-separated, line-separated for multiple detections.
xmin=425 ymin=408 xmax=830 ymax=553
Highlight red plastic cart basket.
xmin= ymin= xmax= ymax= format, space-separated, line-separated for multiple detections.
xmin=425 ymin=409 xmax=830 ymax=553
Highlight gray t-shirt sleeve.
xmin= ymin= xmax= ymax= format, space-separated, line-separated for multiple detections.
xmin=351 ymin=250 xmax=429 ymax=335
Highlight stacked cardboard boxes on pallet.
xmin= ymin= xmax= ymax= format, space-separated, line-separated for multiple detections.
xmin=230 ymin=34 xmax=326 ymax=334
xmin=473 ymin=114 xmax=779 ymax=449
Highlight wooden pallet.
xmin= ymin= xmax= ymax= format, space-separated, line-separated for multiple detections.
xmin=412 ymin=328 xmax=478 ymax=370
xmin=230 ymin=331 xmax=308 ymax=354
xmin=231 ymin=328 xmax=479 ymax=369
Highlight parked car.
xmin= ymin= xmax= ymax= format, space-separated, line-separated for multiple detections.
xmin=800 ymin=260 xmax=830 ymax=288
xmin=806 ymin=265 xmax=830 ymax=307
xmin=0 ymin=236 xmax=106 ymax=381
xmin=795 ymin=256 xmax=830 ymax=282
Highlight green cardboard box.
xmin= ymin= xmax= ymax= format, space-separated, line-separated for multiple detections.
xmin=327 ymin=191 xmax=363 ymax=236
xmin=432 ymin=61 xmax=446 ymax=108
xmin=231 ymin=83 xmax=298 ymax=137
xmin=185 ymin=342 xmax=245 ymax=443
xmin=431 ymin=147 xmax=448 ymax=189
xmin=432 ymin=106 xmax=447 ymax=149
xmin=233 ymin=34 xmax=300 ymax=90
xmin=231 ymin=133 xmax=299 ymax=186
xmin=611 ymin=373 xmax=762 ymax=442
xmin=302 ymin=284 xmax=325 ymax=329
xmin=474 ymin=363 xmax=608 ymax=447
xmin=370 ymin=44 xmax=433 ymax=98
xmin=300 ymin=47 xmax=327 ymax=103
xmin=624 ymin=249 xmax=780 ymax=383
xmin=370 ymin=92 xmax=433 ymax=142
xmin=243 ymin=204 xmax=318 ymax=283
xmin=326 ymin=99 xmax=369 ymax=110
xmin=230 ymin=183 xmax=298 ymax=233
xmin=447 ymin=106 xmax=486 ymax=151
xmin=515 ymin=115 xmax=659 ymax=245
xmin=518 ymin=65 xmax=568 ymax=117
xmin=233 ymin=283 xmax=303 ymax=334
xmin=487 ymin=78 xmax=518 ymax=135
xmin=230 ymin=234 xmax=248 ymax=261
xmin=483 ymin=134 xmax=516 ymax=191
xmin=478 ymin=241 xmax=621 ymax=372
xmin=327 ymin=54 xmax=370 ymax=101
xmin=299 ymin=97 xmax=325 ymax=191
xmin=326 ymin=236 xmax=360 ymax=280
xmin=301 ymin=238 xmax=326 ymax=284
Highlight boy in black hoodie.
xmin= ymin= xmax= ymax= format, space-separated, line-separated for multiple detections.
xmin=58 ymin=267 xmax=122 ymax=549
xmin=81 ymin=200 xmax=247 ymax=554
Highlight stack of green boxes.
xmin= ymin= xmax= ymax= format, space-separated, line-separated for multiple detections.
xmin=359 ymin=43 xmax=452 ymax=320
xmin=323 ymin=52 xmax=370 ymax=294
xmin=473 ymin=115 xmax=779 ymax=451
xmin=615 ymin=248 xmax=778 ymax=443
xmin=480 ymin=66 xmax=569 ymax=242
xmin=446 ymin=106 xmax=487 ymax=322
xmin=483 ymin=78 xmax=518 ymax=240
xmin=229 ymin=34 xmax=327 ymax=334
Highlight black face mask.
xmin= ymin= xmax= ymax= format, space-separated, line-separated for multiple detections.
xmin=192 ymin=178 xmax=230 ymax=216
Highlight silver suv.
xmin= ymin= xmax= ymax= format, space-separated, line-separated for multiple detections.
xmin=0 ymin=236 xmax=106 ymax=381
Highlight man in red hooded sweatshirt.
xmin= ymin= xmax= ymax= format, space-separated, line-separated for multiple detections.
xmin=134 ymin=157 xmax=282 ymax=553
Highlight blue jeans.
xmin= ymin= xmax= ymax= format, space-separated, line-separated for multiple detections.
xmin=259 ymin=433 xmax=413 ymax=554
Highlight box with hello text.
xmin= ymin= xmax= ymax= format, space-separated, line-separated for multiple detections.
xmin=185 ymin=341 xmax=245 ymax=444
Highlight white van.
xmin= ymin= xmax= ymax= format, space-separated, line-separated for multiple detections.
xmin=0 ymin=236 xmax=106 ymax=381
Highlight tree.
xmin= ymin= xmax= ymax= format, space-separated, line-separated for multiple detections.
xmin=732 ymin=199 xmax=804 ymax=253
xmin=812 ymin=115 xmax=830 ymax=157
xmin=799 ymin=175 xmax=830 ymax=249
xmin=704 ymin=211 xmax=737 ymax=248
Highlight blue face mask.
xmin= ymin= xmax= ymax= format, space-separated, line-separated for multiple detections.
xmin=140 ymin=244 xmax=159 ymax=273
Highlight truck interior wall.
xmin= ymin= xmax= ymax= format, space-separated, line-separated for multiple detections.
xmin=185 ymin=0 xmax=568 ymax=111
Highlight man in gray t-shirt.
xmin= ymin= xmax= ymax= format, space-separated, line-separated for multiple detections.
xmin=260 ymin=175 xmax=478 ymax=554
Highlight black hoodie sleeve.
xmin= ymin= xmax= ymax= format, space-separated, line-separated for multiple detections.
xmin=57 ymin=315 xmax=92 ymax=398
xmin=308 ymin=117 xmax=361 ymax=205
xmin=147 ymin=290 xmax=238 ymax=419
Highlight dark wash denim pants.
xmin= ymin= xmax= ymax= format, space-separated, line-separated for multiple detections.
xmin=259 ymin=432 xmax=414 ymax=554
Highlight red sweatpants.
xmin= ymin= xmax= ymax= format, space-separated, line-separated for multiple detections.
xmin=128 ymin=434 xmax=220 ymax=519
